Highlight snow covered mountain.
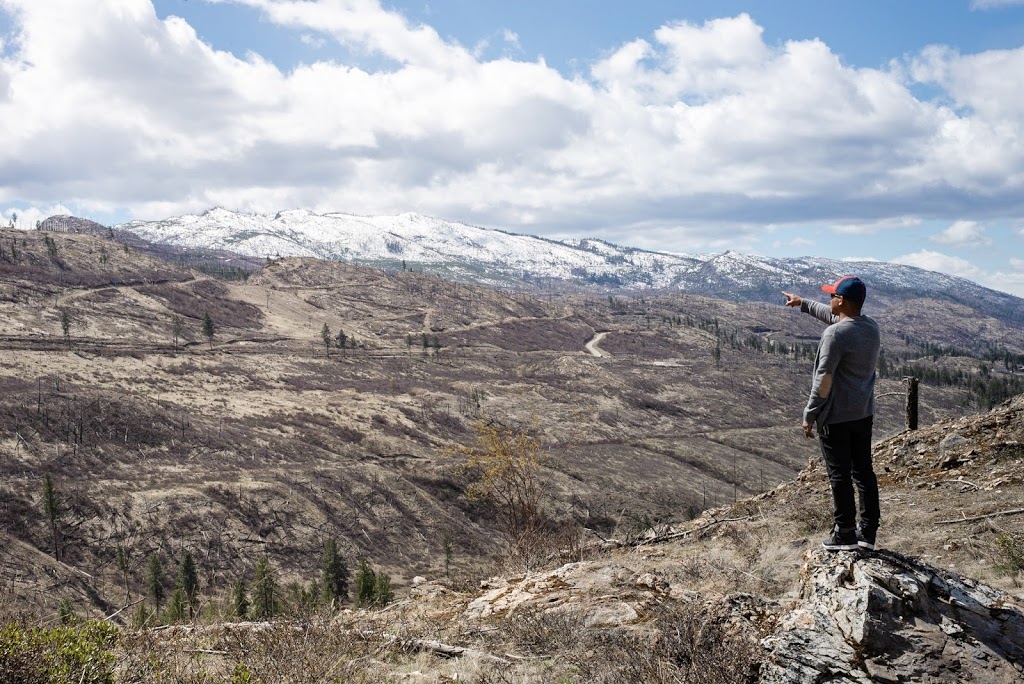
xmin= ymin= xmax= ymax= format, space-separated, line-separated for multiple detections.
xmin=117 ymin=208 xmax=1024 ymax=322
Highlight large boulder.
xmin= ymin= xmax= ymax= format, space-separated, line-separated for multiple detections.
xmin=760 ymin=549 xmax=1024 ymax=683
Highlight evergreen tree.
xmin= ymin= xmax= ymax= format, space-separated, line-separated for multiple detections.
xmin=41 ymin=473 xmax=60 ymax=561
xmin=251 ymin=556 xmax=277 ymax=620
xmin=146 ymin=554 xmax=166 ymax=613
xmin=355 ymin=560 xmax=376 ymax=608
xmin=171 ymin=314 xmax=185 ymax=351
xmin=59 ymin=309 xmax=71 ymax=344
xmin=336 ymin=329 xmax=347 ymax=351
xmin=231 ymin=579 xmax=249 ymax=620
xmin=165 ymin=588 xmax=187 ymax=624
xmin=133 ymin=603 xmax=154 ymax=628
xmin=373 ymin=573 xmax=394 ymax=607
xmin=353 ymin=561 xmax=394 ymax=608
xmin=321 ymin=323 xmax=332 ymax=357
xmin=201 ymin=312 xmax=215 ymax=346
xmin=176 ymin=552 xmax=200 ymax=618
xmin=321 ymin=538 xmax=349 ymax=609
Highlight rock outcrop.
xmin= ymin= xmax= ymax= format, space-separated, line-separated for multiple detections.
xmin=761 ymin=549 xmax=1024 ymax=683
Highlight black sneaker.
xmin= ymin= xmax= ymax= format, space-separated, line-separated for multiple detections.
xmin=857 ymin=528 xmax=877 ymax=550
xmin=822 ymin=527 xmax=858 ymax=551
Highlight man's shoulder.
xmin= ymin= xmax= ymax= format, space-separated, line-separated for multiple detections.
xmin=833 ymin=316 xmax=879 ymax=340
xmin=858 ymin=315 xmax=881 ymax=334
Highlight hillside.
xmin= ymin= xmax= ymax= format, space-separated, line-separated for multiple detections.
xmin=116 ymin=208 xmax=1024 ymax=331
xmin=0 ymin=226 xmax=1022 ymax=681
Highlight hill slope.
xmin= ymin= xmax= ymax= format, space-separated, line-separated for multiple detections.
xmin=0 ymin=226 xmax=1021 ymax=638
xmin=115 ymin=208 xmax=1024 ymax=328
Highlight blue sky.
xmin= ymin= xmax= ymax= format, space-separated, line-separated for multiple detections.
xmin=2 ymin=0 xmax=1024 ymax=294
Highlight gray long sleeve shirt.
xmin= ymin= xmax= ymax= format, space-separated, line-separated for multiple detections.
xmin=801 ymin=299 xmax=881 ymax=427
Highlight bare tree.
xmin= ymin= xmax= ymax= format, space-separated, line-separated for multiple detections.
xmin=41 ymin=474 xmax=60 ymax=560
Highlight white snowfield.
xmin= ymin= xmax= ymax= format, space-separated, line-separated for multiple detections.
xmin=118 ymin=208 xmax=1016 ymax=302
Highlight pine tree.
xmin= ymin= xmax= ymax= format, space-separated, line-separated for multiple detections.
xmin=171 ymin=314 xmax=185 ymax=351
xmin=231 ymin=579 xmax=249 ymax=620
xmin=41 ymin=474 xmax=60 ymax=560
xmin=59 ymin=309 xmax=72 ymax=344
xmin=373 ymin=572 xmax=393 ymax=607
xmin=165 ymin=588 xmax=187 ymax=624
xmin=321 ymin=323 xmax=331 ymax=357
xmin=336 ymin=329 xmax=347 ymax=352
xmin=321 ymin=538 xmax=349 ymax=609
xmin=201 ymin=312 xmax=215 ymax=346
xmin=355 ymin=560 xmax=376 ymax=607
xmin=146 ymin=554 xmax=166 ymax=613
xmin=176 ymin=552 xmax=200 ymax=618
xmin=251 ymin=556 xmax=277 ymax=620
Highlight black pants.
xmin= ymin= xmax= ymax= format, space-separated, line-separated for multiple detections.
xmin=819 ymin=416 xmax=879 ymax=533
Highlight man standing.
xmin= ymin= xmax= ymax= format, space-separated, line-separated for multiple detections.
xmin=782 ymin=276 xmax=881 ymax=551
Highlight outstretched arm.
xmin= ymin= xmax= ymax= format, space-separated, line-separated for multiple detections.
xmin=782 ymin=291 xmax=838 ymax=325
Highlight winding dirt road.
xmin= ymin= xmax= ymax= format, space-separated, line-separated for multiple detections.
xmin=585 ymin=331 xmax=609 ymax=357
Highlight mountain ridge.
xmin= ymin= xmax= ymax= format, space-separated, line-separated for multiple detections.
xmin=112 ymin=208 xmax=1024 ymax=324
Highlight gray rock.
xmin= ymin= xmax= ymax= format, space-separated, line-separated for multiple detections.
xmin=940 ymin=433 xmax=968 ymax=453
xmin=759 ymin=549 xmax=1024 ymax=683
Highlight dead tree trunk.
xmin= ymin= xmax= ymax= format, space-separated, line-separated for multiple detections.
xmin=904 ymin=376 xmax=919 ymax=431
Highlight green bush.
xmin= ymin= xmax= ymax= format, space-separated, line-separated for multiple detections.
xmin=995 ymin=532 xmax=1024 ymax=576
xmin=0 ymin=620 xmax=118 ymax=684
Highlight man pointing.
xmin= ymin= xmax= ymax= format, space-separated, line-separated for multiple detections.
xmin=783 ymin=276 xmax=881 ymax=551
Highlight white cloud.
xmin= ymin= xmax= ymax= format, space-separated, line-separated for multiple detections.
xmin=985 ymin=267 xmax=1024 ymax=297
xmin=772 ymin=237 xmax=814 ymax=249
xmin=299 ymin=33 xmax=326 ymax=49
xmin=502 ymin=29 xmax=521 ymax=52
xmin=892 ymin=250 xmax=1024 ymax=297
xmin=0 ymin=0 xmax=1023 ymax=253
xmin=971 ymin=0 xmax=1024 ymax=9
xmin=831 ymin=217 xmax=921 ymax=235
xmin=930 ymin=220 xmax=991 ymax=246
xmin=1 ymin=203 xmax=71 ymax=230
xmin=893 ymin=249 xmax=985 ymax=280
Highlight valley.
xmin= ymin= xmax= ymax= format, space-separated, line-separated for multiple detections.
xmin=0 ymin=225 xmax=1020 ymax=624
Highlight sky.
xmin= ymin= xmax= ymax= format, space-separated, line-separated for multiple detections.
xmin=2 ymin=1 xmax=1024 ymax=295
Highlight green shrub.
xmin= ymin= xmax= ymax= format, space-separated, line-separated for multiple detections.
xmin=0 ymin=620 xmax=118 ymax=684
xmin=995 ymin=532 xmax=1024 ymax=576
